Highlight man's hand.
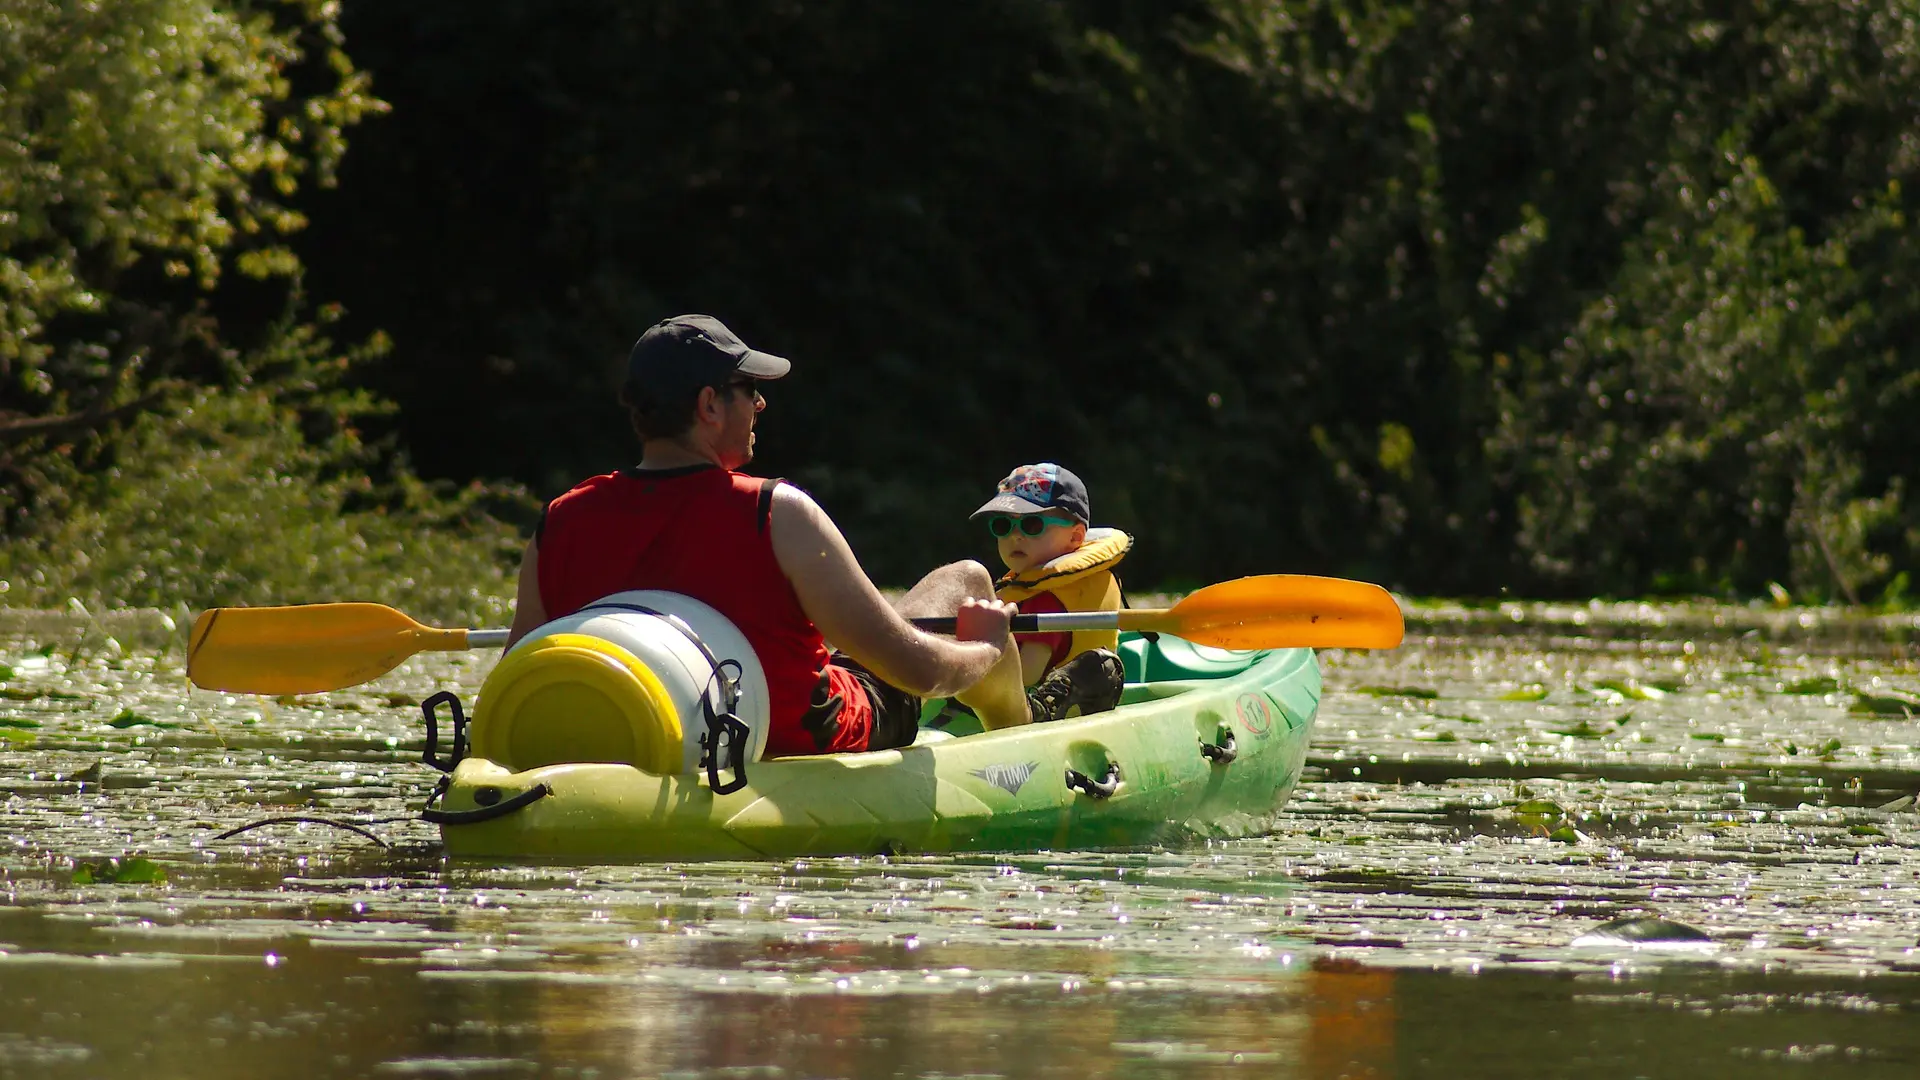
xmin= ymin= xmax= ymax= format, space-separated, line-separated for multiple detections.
xmin=954 ymin=597 xmax=1016 ymax=651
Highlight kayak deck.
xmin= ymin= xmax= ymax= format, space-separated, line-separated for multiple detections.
xmin=431 ymin=636 xmax=1321 ymax=861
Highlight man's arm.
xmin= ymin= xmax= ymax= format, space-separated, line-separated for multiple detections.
xmin=505 ymin=537 xmax=546 ymax=649
xmin=769 ymin=484 xmax=1008 ymax=697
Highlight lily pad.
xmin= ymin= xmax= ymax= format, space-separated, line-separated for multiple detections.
xmin=1354 ymin=685 xmax=1438 ymax=699
xmin=1852 ymin=692 xmax=1919 ymax=717
xmin=0 ymin=716 xmax=41 ymax=729
xmin=1501 ymin=686 xmax=1550 ymax=702
xmin=1515 ymin=798 xmax=1565 ymax=817
xmin=1548 ymin=826 xmax=1586 ymax=844
xmin=71 ymin=857 xmax=168 ymax=885
xmin=1848 ymin=824 xmax=1886 ymax=837
xmin=0 ymin=687 xmax=83 ymax=702
xmin=1782 ymin=676 xmax=1841 ymax=695
xmin=107 ymin=709 xmax=179 ymax=729
xmin=1593 ymin=678 xmax=1665 ymax=701
xmin=1551 ymin=720 xmax=1606 ymax=739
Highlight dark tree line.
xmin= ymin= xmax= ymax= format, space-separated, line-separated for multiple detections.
xmin=7 ymin=1 xmax=1919 ymax=604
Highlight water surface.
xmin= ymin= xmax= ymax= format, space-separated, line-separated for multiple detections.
xmin=2 ymin=605 xmax=1917 ymax=1077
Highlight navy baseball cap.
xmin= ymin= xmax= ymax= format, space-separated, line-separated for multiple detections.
xmin=625 ymin=315 xmax=791 ymax=399
xmin=970 ymin=463 xmax=1092 ymax=525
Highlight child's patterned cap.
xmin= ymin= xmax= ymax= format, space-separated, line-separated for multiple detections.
xmin=969 ymin=462 xmax=1091 ymax=525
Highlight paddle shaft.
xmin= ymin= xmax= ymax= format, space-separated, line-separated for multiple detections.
xmin=911 ymin=612 xmax=1116 ymax=636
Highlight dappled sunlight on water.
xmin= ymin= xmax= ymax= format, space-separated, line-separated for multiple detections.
xmin=1 ymin=608 xmax=1918 ymax=1075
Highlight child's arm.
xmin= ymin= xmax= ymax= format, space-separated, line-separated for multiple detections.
xmin=1014 ymin=591 xmax=1072 ymax=685
xmin=1018 ymin=641 xmax=1056 ymax=687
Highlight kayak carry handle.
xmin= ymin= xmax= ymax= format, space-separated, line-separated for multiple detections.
xmin=1065 ymin=762 xmax=1122 ymax=799
xmin=420 ymin=691 xmax=469 ymax=773
xmin=1200 ymin=729 xmax=1238 ymax=765
xmin=421 ymin=782 xmax=553 ymax=826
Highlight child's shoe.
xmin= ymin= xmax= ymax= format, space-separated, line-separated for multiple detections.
xmin=1026 ymin=648 xmax=1125 ymax=723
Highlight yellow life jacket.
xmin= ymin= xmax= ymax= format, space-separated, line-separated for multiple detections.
xmin=994 ymin=527 xmax=1132 ymax=665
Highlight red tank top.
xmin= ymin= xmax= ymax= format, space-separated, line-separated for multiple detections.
xmin=536 ymin=466 xmax=871 ymax=756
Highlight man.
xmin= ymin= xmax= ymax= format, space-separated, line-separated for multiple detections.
xmin=507 ymin=314 xmax=1120 ymax=757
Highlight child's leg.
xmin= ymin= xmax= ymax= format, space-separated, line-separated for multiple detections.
xmin=896 ymin=561 xmax=1031 ymax=728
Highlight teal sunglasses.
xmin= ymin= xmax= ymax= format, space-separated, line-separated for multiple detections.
xmin=987 ymin=514 xmax=1077 ymax=538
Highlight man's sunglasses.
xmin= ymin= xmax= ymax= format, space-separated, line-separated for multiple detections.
xmin=724 ymin=378 xmax=763 ymax=401
xmin=987 ymin=514 xmax=1077 ymax=538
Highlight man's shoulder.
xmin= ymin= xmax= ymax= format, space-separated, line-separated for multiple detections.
xmin=766 ymin=480 xmax=848 ymax=553
xmin=545 ymin=469 xmax=631 ymax=509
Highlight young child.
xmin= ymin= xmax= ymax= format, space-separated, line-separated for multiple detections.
xmin=970 ymin=463 xmax=1131 ymax=722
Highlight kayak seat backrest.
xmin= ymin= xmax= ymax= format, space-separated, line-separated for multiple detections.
xmin=1116 ymin=679 xmax=1215 ymax=707
xmin=912 ymin=632 xmax=1272 ymax=739
xmin=1115 ymin=631 xmax=1268 ymax=684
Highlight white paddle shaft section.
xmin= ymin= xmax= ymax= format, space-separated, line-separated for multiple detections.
xmin=909 ymin=612 xmax=1118 ymax=636
xmin=466 ymin=629 xmax=511 ymax=648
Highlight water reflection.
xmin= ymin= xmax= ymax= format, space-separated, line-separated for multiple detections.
xmin=7 ymin=901 xmax=1920 ymax=1078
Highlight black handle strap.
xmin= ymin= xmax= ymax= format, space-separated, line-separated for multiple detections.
xmin=1065 ymin=762 xmax=1122 ymax=799
xmin=422 ymin=782 xmax=553 ymax=825
xmin=421 ymin=691 xmax=468 ymax=773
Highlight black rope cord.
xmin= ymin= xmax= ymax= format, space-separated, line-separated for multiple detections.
xmin=208 ymin=815 xmax=410 ymax=848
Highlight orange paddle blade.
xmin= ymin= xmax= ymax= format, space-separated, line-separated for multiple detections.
xmin=1121 ymin=574 xmax=1404 ymax=650
xmin=187 ymin=604 xmax=472 ymax=694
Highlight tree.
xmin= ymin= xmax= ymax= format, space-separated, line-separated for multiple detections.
xmin=0 ymin=0 xmax=382 ymax=501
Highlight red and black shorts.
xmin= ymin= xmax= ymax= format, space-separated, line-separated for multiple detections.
xmin=798 ymin=654 xmax=923 ymax=753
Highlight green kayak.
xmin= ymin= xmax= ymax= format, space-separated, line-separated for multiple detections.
xmin=426 ymin=633 xmax=1321 ymax=861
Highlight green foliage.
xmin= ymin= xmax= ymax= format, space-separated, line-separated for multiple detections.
xmin=289 ymin=0 xmax=1920 ymax=596
xmin=0 ymin=0 xmax=386 ymax=521
xmin=0 ymin=385 xmax=522 ymax=627
xmin=0 ymin=2 xmax=529 ymax=616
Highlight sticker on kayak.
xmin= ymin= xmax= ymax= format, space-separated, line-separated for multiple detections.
xmin=971 ymin=762 xmax=1039 ymax=796
xmin=1235 ymin=693 xmax=1274 ymax=736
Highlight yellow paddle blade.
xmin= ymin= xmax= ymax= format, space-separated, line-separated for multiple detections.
xmin=1120 ymin=574 xmax=1404 ymax=651
xmin=187 ymin=604 xmax=471 ymax=694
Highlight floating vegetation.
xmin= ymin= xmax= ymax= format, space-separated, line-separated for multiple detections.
xmin=1550 ymin=720 xmax=1607 ymax=739
xmin=1852 ymin=692 xmax=1918 ymax=717
xmin=1500 ymin=685 xmax=1550 ymax=702
xmin=107 ymin=709 xmax=180 ymax=729
xmin=1781 ymin=676 xmax=1842 ymax=695
xmin=1592 ymin=678 xmax=1666 ymax=700
xmin=70 ymin=857 xmax=167 ymax=885
xmin=0 ymin=686 xmax=83 ymax=701
xmin=1354 ymin=685 xmax=1439 ymax=698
